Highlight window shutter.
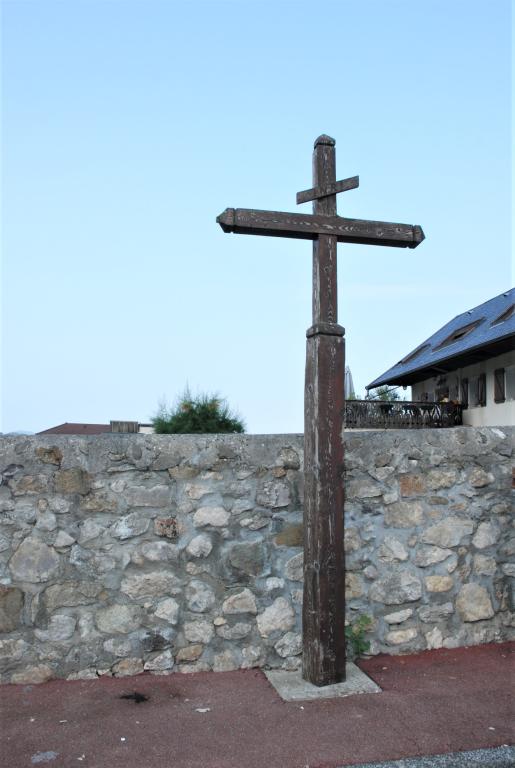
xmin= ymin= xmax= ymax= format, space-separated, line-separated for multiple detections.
xmin=494 ymin=369 xmax=505 ymax=403
xmin=506 ymin=367 xmax=515 ymax=400
xmin=461 ymin=378 xmax=468 ymax=409
xmin=478 ymin=373 xmax=486 ymax=407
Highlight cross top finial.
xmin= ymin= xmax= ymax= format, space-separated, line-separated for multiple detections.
xmin=314 ymin=134 xmax=336 ymax=147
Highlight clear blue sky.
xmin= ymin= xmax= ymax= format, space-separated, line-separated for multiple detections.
xmin=1 ymin=0 xmax=512 ymax=434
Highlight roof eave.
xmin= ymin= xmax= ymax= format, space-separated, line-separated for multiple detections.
xmin=367 ymin=333 xmax=514 ymax=390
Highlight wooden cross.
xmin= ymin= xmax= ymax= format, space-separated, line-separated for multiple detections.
xmin=217 ymin=135 xmax=424 ymax=686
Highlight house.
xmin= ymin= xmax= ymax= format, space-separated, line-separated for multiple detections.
xmin=38 ymin=421 xmax=153 ymax=435
xmin=367 ymin=288 xmax=515 ymax=427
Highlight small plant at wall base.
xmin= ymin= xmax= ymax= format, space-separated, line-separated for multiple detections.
xmin=345 ymin=615 xmax=372 ymax=659
xmin=152 ymin=389 xmax=245 ymax=434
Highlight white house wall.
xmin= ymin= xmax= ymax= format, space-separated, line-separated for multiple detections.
xmin=411 ymin=350 xmax=515 ymax=427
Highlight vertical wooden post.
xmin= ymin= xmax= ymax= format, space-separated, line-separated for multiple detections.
xmin=303 ymin=135 xmax=346 ymax=686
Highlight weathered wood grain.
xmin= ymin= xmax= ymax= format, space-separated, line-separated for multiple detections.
xmin=216 ymin=208 xmax=425 ymax=248
xmin=303 ymin=330 xmax=346 ymax=685
xmin=296 ymin=175 xmax=359 ymax=205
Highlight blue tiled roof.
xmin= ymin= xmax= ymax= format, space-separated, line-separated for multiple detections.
xmin=367 ymin=288 xmax=515 ymax=389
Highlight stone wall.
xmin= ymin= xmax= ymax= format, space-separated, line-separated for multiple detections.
xmin=0 ymin=428 xmax=513 ymax=684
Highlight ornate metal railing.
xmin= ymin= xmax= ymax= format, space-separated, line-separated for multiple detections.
xmin=344 ymin=400 xmax=462 ymax=429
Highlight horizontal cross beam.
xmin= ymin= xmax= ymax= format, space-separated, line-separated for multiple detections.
xmin=217 ymin=207 xmax=425 ymax=248
xmin=296 ymin=176 xmax=359 ymax=205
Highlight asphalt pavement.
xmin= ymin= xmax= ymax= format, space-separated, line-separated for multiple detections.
xmin=1 ymin=642 xmax=513 ymax=768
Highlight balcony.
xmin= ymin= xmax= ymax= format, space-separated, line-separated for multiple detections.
xmin=344 ymin=400 xmax=463 ymax=429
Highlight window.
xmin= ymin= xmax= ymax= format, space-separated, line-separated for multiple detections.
xmin=494 ymin=369 xmax=505 ymax=403
xmin=433 ymin=319 xmax=484 ymax=351
xmin=478 ymin=373 xmax=486 ymax=407
xmin=491 ymin=304 xmax=514 ymax=326
xmin=461 ymin=378 xmax=469 ymax=409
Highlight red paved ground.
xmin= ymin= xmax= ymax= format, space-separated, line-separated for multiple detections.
xmin=1 ymin=643 xmax=513 ymax=768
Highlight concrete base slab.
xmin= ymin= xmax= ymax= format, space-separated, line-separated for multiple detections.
xmin=265 ymin=662 xmax=381 ymax=701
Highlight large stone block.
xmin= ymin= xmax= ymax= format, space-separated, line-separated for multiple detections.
xmin=426 ymin=470 xmax=457 ymax=490
xmin=213 ymin=650 xmax=239 ymax=672
xmin=35 ymin=446 xmax=63 ymax=465
xmin=11 ymin=664 xmax=53 ymax=684
xmin=347 ymin=479 xmax=382 ymax=499
xmin=193 ymin=506 xmax=230 ymax=528
xmin=386 ymin=627 xmax=418 ymax=645
xmin=369 ymin=570 xmax=422 ymax=605
xmin=256 ymin=597 xmax=295 ymax=637
xmin=0 ymin=637 xmax=27 ymax=663
xmin=35 ymin=511 xmax=57 ymax=532
xmin=154 ymin=517 xmax=179 ymax=539
xmin=472 ymin=522 xmax=500 ymax=550
xmin=456 ymin=583 xmax=494 ymax=622
xmin=216 ymin=622 xmax=252 ymax=640
xmin=55 ymin=468 xmax=90 ymax=495
xmin=222 ymin=588 xmax=257 ymax=615
xmin=418 ymin=602 xmax=454 ymax=622
xmin=384 ymin=608 xmax=413 ymax=625
xmin=96 ymin=604 xmax=141 ymax=634
xmin=124 ymin=484 xmax=171 ymax=507
xmin=121 ymin=571 xmax=182 ymax=599
xmin=44 ymin=581 xmax=100 ymax=612
xmin=256 ymin=480 xmax=291 ymax=509
xmin=186 ymin=534 xmax=213 ymax=558
xmin=378 ymin=536 xmax=408 ymax=562
xmin=227 ymin=540 xmax=265 ymax=575
xmin=344 ymin=527 xmax=362 ymax=553
xmin=112 ymin=657 xmax=144 ymax=677
xmin=80 ymin=494 xmax=117 ymax=513
xmin=35 ymin=614 xmax=76 ymax=642
xmin=78 ymin=519 xmax=106 ymax=544
xmin=175 ymin=644 xmax=203 ymax=662
xmin=111 ymin=513 xmax=150 ymax=540
xmin=384 ymin=501 xmax=423 ymax=528
xmin=473 ymin=554 xmax=497 ymax=576
xmin=284 ymin=552 xmax=303 ymax=581
xmin=184 ymin=619 xmax=214 ymax=644
xmin=425 ymin=575 xmax=454 ymax=593
xmin=140 ymin=541 xmax=179 ymax=562
xmin=154 ymin=597 xmax=180 ymax=624
xmin=425 ymin=627 xmax=444 ymax=649
xmin=345 ymin=572 xmax=364 ymax=599
xmin=274 ymin=631 xmax=302 ymax=657
xmin=53 ymin=530 xmax=76 ymax=548
xmin=144 ymin=650 xmax=174 ymax=671
xmin=276 ymin=446 xmax=301 ymax=470
xmin=0 ymin=586 xmax=23 ymax=632
xmin=274 ymin=524 xmax=303 ymax=547
xmin=9 ymin=538 xmax=60 ymax=583
xmin=421 ymin=517 xmax=474 ymax=548
xmin=399 ymin=475 xmax=427 ymax=496
xmin=468 ymin=468 xmax=495 ymax=488
xmin=414 ymin=546 xmax=453 ymax=567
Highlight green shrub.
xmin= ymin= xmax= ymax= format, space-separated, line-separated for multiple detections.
xmin=152 ymin=390 xmax=245 ymax=434
xmin=345 ymin=614 xmax=372 ymax=658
